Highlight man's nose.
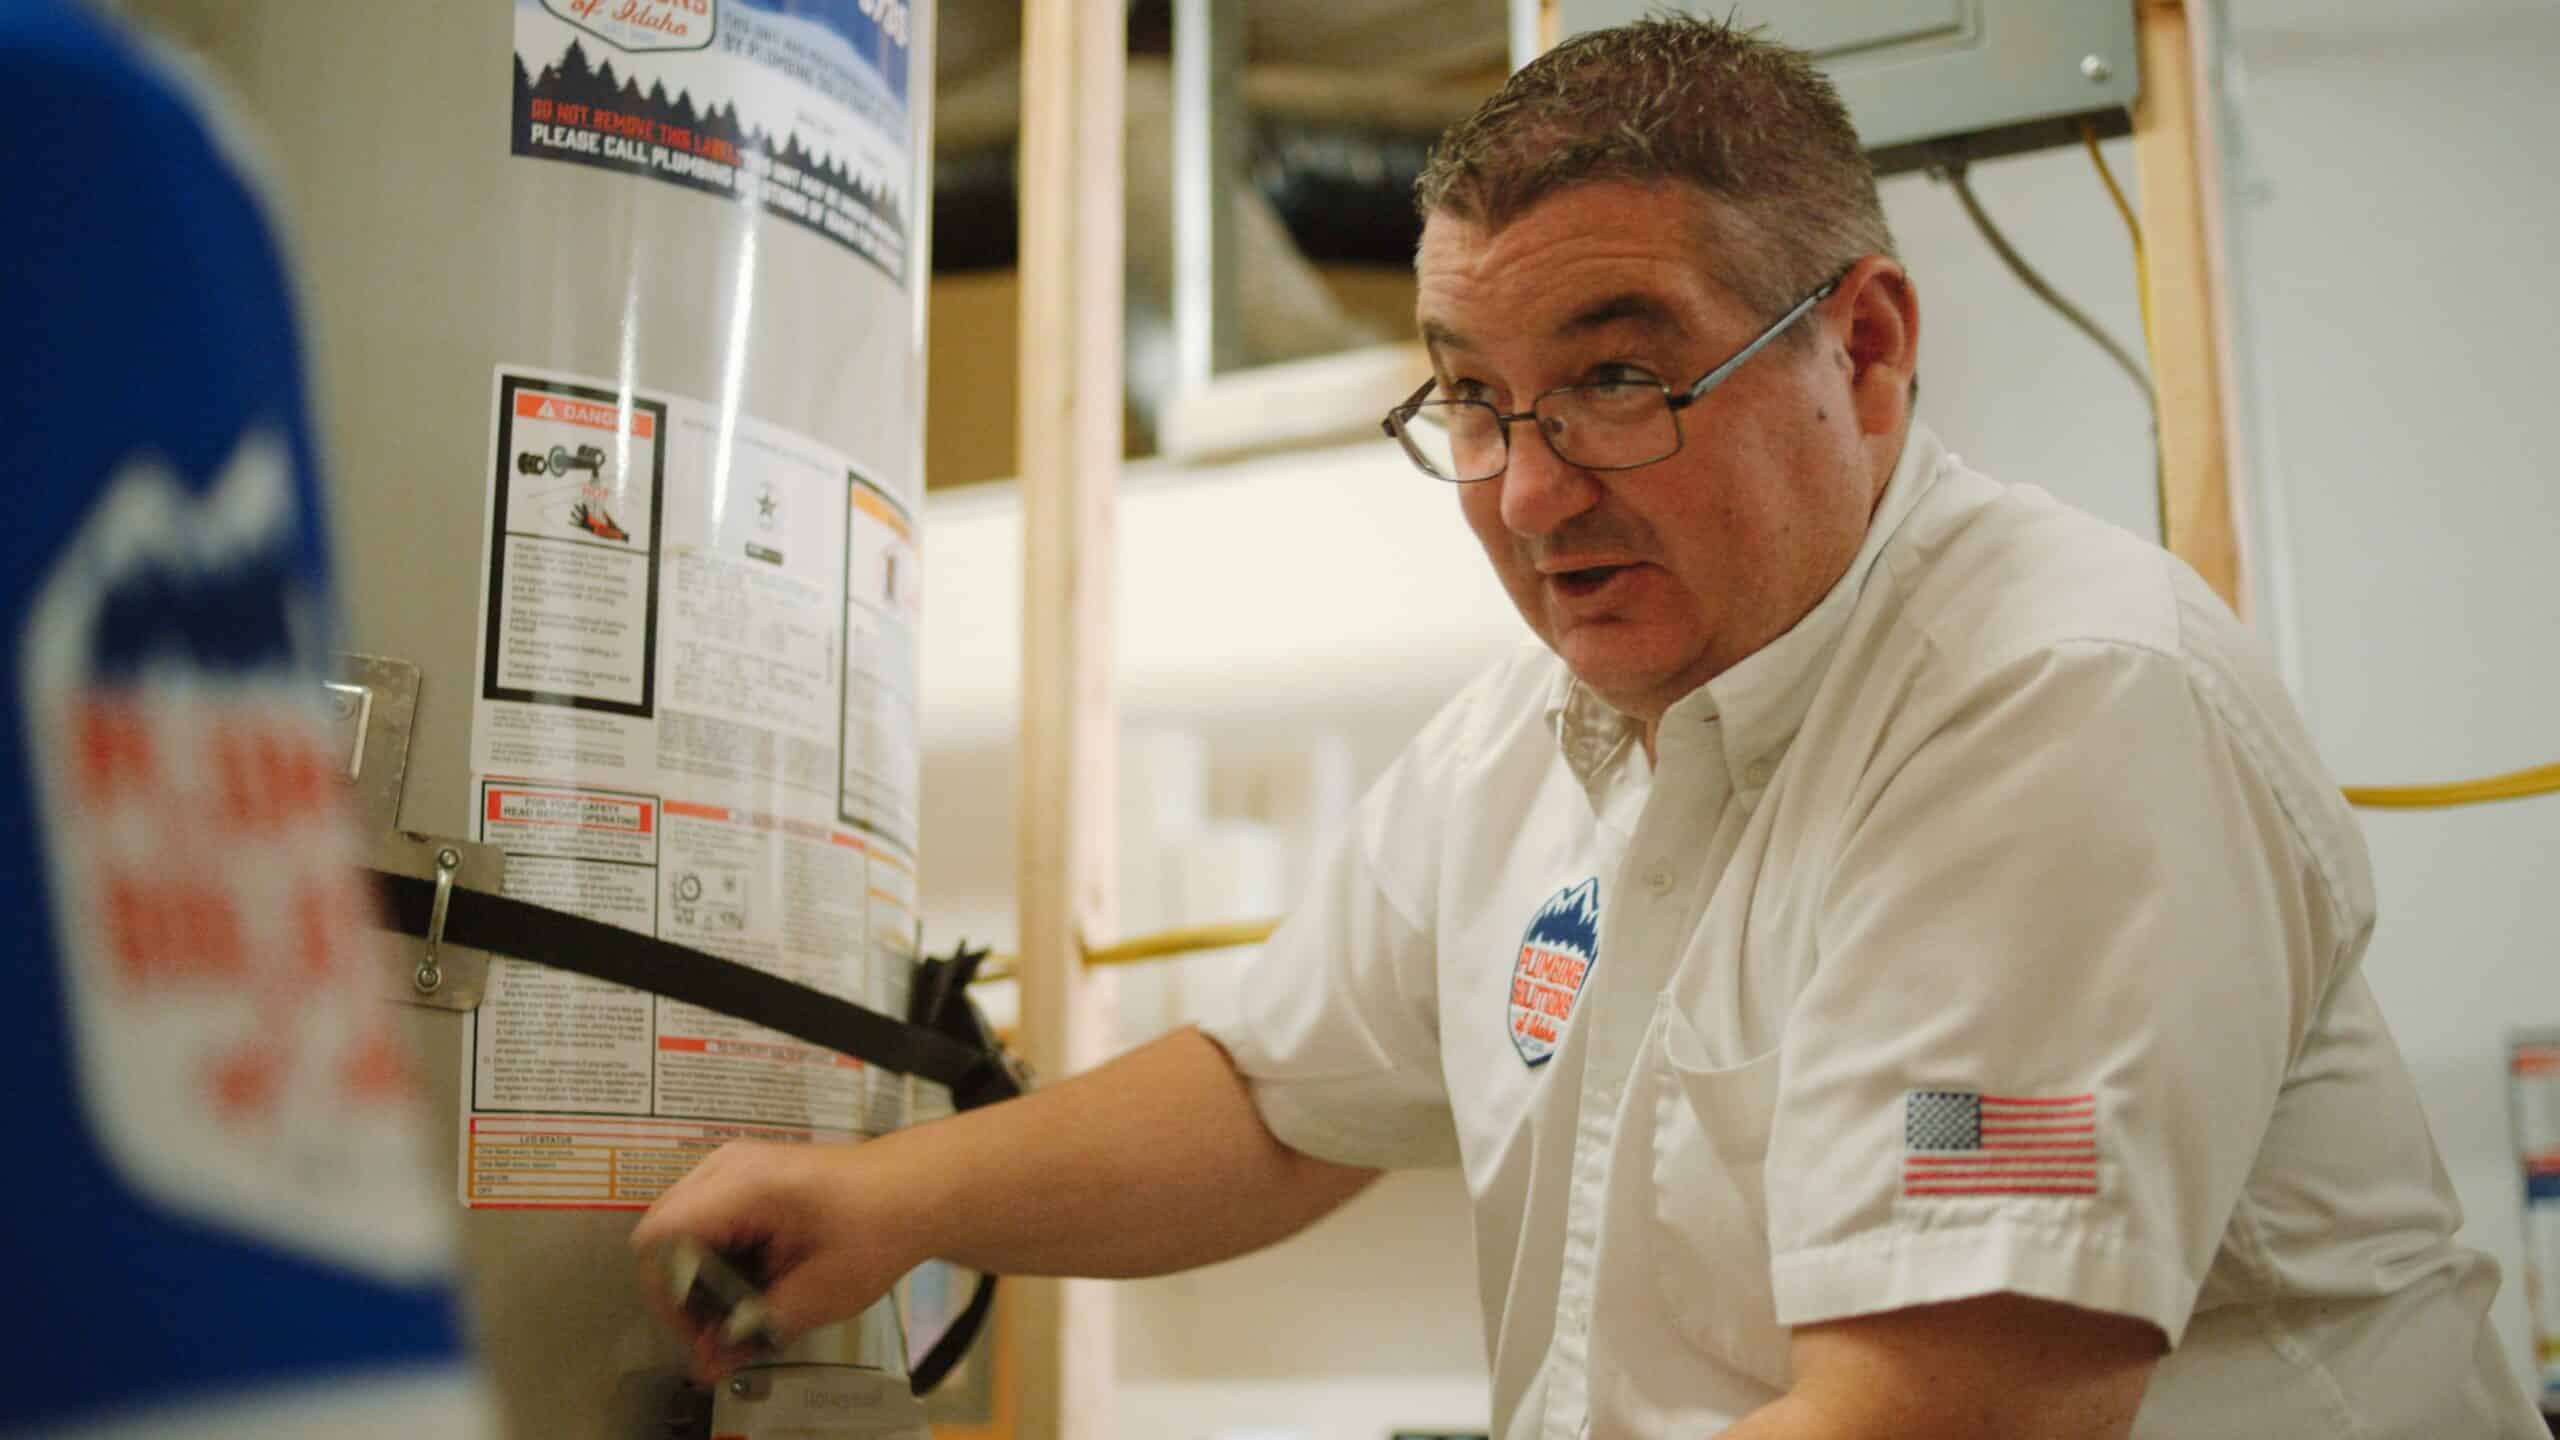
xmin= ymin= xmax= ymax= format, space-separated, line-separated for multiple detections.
xmin=1497 ymin=415 xmax=1599 ymax=539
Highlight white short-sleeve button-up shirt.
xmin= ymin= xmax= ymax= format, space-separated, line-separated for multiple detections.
xmin=1206 ymin=424 xmax=2540 ymax=1439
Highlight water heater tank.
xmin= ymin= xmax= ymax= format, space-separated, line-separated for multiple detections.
xmin=119 ymin=2 xmax=938 ymax=1434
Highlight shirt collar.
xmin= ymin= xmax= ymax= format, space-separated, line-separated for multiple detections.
xmin=1545 ymin=422 xmax=1951 ymax=798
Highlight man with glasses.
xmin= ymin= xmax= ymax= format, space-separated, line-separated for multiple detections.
xmin=640 ymin=15 xmax=2540 ymax=1438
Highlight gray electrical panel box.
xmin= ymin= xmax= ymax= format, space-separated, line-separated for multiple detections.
xmin=1548 ymin=0 xmax=2141 ymax=170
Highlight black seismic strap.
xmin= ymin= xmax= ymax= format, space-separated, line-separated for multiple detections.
xmin=373 ymin=871 xmax=1019 ymax=1111
xmin=369 ymin=868 xmax=1020 ymax=1395
xmin=900 ymin=936 xmax=1002 ymax=1396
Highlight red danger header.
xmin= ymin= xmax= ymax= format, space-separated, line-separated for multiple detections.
xmin=514 ymin=391 xmax=657 ymax=438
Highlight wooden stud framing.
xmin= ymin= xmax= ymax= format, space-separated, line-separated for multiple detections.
xmin=2132 ymin=0 xmax=2244 ymax=611
xmin=1012 ymin=0 xmax=1122 ymax=1437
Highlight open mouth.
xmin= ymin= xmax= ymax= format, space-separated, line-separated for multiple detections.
xmin=1549 ymin=564 xmax=1631 ymax=598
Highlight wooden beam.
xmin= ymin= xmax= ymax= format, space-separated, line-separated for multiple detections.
xmin=2132 ymin=0 xmax=2244 ymax=612
xmin=1012 ymin=0 xmax=1121 ymax=1436
xmin=1508 ymin=0 xmax=1556 ymax=68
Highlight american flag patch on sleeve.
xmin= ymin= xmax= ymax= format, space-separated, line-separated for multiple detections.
xmin=1903 ymin=1090 xmax=2098 ymax=1197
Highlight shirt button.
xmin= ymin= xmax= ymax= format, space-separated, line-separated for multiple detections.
xmin=1645 ymin=865 xmax=1672 ymax=895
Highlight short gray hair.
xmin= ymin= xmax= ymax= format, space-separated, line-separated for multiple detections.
xmin=1415 ymin=13 xmax=1894 ymax=317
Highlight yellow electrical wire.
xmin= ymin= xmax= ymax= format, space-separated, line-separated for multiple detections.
xmin=2068 ymin=123 xmax=2172 ymax=542
xmin=2081 ymin=122 xmax=2154 ymax=364
xmin=2072 ymin=125 xmax=2554 ymax=815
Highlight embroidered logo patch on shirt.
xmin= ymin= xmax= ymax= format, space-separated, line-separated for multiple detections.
xmin=1508 ymin=878 xmax=1599 ymax=1066
xmin=1903 ymin=1090 xmax=2098 ymax=1197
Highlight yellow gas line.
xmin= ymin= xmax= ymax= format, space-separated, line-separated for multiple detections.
xmin=2343 ymin=764 xmax=2560 ymax=811
xmin=962 ymin=766 xmax=2557 ymax=985
xmin=973 ymin=918 xmax=1281 ymax=986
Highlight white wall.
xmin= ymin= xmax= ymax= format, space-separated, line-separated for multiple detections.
xmin=2222 ymin=0 xmax=2560 ymax=1393
xmin=915 ymin=1 xmax=2560 ymax=1424
xmin=918 ymin=455 xmax=1515 ymax=1437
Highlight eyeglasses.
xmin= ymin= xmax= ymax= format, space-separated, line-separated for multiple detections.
xmin=1381 ymin=275 xmax=1841 ymax=484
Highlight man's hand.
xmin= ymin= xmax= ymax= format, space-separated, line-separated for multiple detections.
xmin=1720 ymin=1293 xmax=2162 ymax=1440
xmin=631 ymin=1137 xmax=916 ymax=1380
xmin=626 ymin=1027 xmax=1375 ymax=1380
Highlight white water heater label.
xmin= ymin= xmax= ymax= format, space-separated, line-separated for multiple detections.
xmin=539 ymin=0 xmax=716 ymax=53
xmin=510 ymin=0 xmax=913 ymax=282
xmin=488 ymin=379 xmax=664 ymax=713
xmin=462 ymin=365 xmax=919 ymax=1209
xmin=840 ymin=478 xmax=919 ymax=853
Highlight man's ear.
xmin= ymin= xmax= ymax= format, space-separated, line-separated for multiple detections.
xmin=1834 ymin=254 xmax=1919 ymax=439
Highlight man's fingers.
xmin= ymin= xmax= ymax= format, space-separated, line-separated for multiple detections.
xmin=631 ymin=1251 xmax=741 ymax=1384
xmin=636 ymin=1239 xmax=796 ymax=1382
xmin=630 ymin=1142 xmax=746 ymax=1254
xmin=625 ymin=1137 xmax=883 ymax=1370
xmin=755 ymin=1258 xmax=858 ymax=1345
xmin=634 ymin=1138 xmax=795 ymax=1263
xmin=691 ymin=1327 xmax=758 ymax=1384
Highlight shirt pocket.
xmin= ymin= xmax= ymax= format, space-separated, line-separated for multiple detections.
xmin=1646 ymin=1006 xmax=1794 ymax=1389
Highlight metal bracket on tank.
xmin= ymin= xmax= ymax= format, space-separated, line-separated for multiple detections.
xmin=325 ymin=653 xmax=421 ymax=835
xmin=368 ymin=830 xmax=502 ymax=1012
xmin=710 ymin=1364 xmax=932 ymax=1439
xmin=322 ymin=653 xmax=494 ymax=1010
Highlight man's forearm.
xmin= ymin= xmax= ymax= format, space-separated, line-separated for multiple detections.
xmin=1712 ymin=1391 xmax=1855 ymax=1440
xmin=1704 ymin=1296 xmax=2157 ymax=1440
xmin=870 ymin=1026 xmax=1377 ymax=1280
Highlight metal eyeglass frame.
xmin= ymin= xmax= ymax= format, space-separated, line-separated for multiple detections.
xmin=1381 ymin=273 xmax=1844 ymax=484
